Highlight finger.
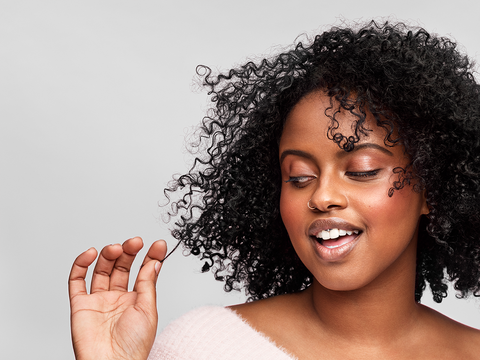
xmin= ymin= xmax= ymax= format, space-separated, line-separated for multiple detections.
xmin=109 ymin=237 xmax=144 ymax=291
xmin=133 ymin=257 xmax=164 ymax=326
xmin=134 ymin=240 xmax=167 ymax=291
xmin=68 ymin=247 xmax=98 ymax=300
xmin=90 ymin=244 xmax=123 ymax=293
xmin=140 ymin=240 xmax=168 ymax=266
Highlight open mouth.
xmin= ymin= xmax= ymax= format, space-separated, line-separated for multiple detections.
xmin=313 ymin=228 xmax=361 ymax=249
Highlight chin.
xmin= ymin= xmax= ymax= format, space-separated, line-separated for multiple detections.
xmin=312 ymin=273 xmax=376 ymax=293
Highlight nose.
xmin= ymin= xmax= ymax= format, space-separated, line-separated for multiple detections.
xmin=308 ymin=175 xmax=348 ymax=212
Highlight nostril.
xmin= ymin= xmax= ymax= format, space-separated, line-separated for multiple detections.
xmin=326 ymin=204 xmax=343 ymax=209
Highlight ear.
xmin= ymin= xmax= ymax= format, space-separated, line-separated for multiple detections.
xmin=420 ymin=189 xmax=430 ymax=216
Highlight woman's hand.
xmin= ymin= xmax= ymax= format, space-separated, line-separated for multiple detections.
xmin=68 ymin=237 xmax=167 ymax=360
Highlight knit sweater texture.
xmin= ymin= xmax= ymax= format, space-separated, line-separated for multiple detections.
xmin=147 ymin=306 xmax=297 ymax=360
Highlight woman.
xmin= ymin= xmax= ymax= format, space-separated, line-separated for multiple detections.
xmin=69 ymin=21 xmax=480 ymax=359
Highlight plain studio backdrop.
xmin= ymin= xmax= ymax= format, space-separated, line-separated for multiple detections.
xmin=1 ymin=1 xmax=480 ymax=358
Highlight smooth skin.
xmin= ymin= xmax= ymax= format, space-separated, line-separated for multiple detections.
xmin=231 ymin=92 xmax=480 ymax=359
xmin=69 ymin=92 xmax=480 ymax=360
xmin=69 ymin=237 xmax=166 ymax=360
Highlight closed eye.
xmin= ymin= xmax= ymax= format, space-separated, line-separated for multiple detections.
xmin=345 ymin=170 xmax=380 ymax=179
xmin=285 ymin=176 xmax=316 ymax=188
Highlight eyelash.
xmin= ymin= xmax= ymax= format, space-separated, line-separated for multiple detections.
xmin=345 ymin=170 xmax=380 ymax=178
xmin=285 ymin=170 xmax=380 ymax=187
xmin=285 ymin=176 xmax=315 ymax=188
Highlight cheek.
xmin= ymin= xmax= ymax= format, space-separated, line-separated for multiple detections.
xmin=363 ymin=189 xmax=397 ymax=214
xmin=279 ymin=188 xmax=293 ymax=228
xmin=360 ymin=185 xmax=424 ymax=238
xmin=280 ymin=187 xmax=304 ymax=236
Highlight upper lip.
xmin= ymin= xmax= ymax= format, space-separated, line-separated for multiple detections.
xmin=308 ymin=218 xmax=362 ymax=237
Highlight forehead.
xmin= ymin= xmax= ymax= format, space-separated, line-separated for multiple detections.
xmin=280 ymin=91 xmax=390 ymax=149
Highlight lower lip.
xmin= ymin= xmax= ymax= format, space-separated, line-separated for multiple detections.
xmin=312 ymin=234 xmax=360 ymax=261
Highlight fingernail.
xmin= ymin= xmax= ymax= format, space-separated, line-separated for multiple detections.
xmin=155 ymin=261 xmax=161 ymax=275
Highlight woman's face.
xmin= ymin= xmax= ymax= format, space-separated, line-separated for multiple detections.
xmin=279 ymin=91 xmax=429 ymax=292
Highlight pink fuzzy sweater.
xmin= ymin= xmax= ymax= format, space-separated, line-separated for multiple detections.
xmin=147 ymin=306 xmax=297 ymax=360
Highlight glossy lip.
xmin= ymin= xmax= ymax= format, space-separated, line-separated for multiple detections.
xmin=308 ymin=218 xmax=361 ymax=236
xmin=308 ymin=218 xmax=362 ymax=262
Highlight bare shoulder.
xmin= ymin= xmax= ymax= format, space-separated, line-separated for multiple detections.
xmin=420 ymin=304 xmax=480 ymax=358
xmin=447 ymin=318 xmax=480 ymax=352
xmin=228 ymin=290 xmax=313 ymax=344
xmin=229 ymin=291 xmax=308 ymax=325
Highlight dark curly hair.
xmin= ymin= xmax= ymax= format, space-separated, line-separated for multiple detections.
xmin=164 ymin=21 xmax=480 ymax=303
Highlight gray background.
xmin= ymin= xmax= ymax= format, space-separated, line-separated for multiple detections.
xmin=1 ymin=1 xmax=479 ymax=359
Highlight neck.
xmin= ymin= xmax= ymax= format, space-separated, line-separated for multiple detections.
xmin=305 ymin=255 xmax=422 ymax=345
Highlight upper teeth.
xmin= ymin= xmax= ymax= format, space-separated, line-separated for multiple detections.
xmin=316 ymin=228 xmax=359 ymax=240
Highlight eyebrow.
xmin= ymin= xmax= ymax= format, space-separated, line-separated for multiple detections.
xmin=279 ymin=143 xmax=394 ymax=164
xmin=279 ymin=149 xmax=314 ymax=164
xmin=344 ymin=143 xmax=394 ymax=157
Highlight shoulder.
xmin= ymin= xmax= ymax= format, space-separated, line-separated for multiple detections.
xmin=147 ymin=306 xmax=297 ymax=360
xmin=228 ymin=293 xmax=297 ymax=328
xmin=441 ymin=322 xmax=480 ymax=358
xmin=443 ymin=318 xmax=480 ymax=357
xmin=420 ymin=304 xmax=480 ymax=358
